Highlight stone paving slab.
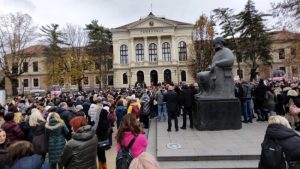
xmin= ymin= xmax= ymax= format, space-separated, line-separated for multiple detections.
xmin=156 ymin=117 xmax=268 ymax=161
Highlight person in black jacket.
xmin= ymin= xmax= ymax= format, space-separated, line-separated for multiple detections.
xmin=96 ymin=109 xmax=110 ymax=169
xmin=181 ymin=84 xmax=194 ymax=129
xmin=60 ymin=116 xmax=98 ymax=169
xmin=163 ymin=85 xmax=179 ymax=132
xmin=259 ymin=115 xmax=300 ymax=169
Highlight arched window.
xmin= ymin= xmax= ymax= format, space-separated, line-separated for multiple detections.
xmin=120 ymin=45 xmax=128 ymax=64
xmin=123 ymin=73 xmax=128 ymax=84
xmin=164 ymin=69 xmax=172 ymax=84
xmin=178 ymin=41 xmax=187 ymax=61
xmin=136 ymin=44 xmax=144 ymax=62
xmin=149 ymin=43 xmax=157 ymax=62
xmin=181 ymin=70 xmax=187 ymax=82
xmin=162 ymin=42 xmax=171 ymax=61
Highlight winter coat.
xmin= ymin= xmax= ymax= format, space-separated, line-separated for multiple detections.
xmin=263 ymin=91 xmax=275 ymax=111
xmin=181 ymin=86 xmax=194 ymax=108
xmin=1 ymin=121 xmax=24 ymax=144
xmin=163 ymin=90 xmax=179 ymax=113
xmin=155 ymin=89 xmax=165 ymax=104
xmin=254 ymin=84 xmax=267 ymax=108
xmin=57 ymin=108 xmax=72 ymax=140
xmin=61 ymin=125 xmax=98 ymax=169
xmin=0 ymin=140 xmax=9 ymax=168
xmin=45 ymin=119 xmax=69 ymax=164
xmin=96 ymin=110 xmax=110 ymax=141
xmin=141 ymin=95 xmax=150 ymax=115
xmin=115 ymin=106 xmax=126 ymax=125
xmin=4 ymin=154 xmax=50 ymax=169
xmin=262 ymin=124 xmax=300 ymax=163
xmin=31 ymin=122 xmax=48 ymax=156
xmin=116 ymin=131 xmax=148 ymax=158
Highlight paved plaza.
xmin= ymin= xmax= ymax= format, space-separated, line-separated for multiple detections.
xmin=106 ymin=116 xmax=271 ymax=169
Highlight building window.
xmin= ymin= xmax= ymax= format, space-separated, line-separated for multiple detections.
xmin=292 ymin=66 xmax=298 ymax=74
xmin=120 ymin=44 xmax=128 ymax=64
xmin=95 ymin=76 xmax=100 ymax=85
xmin=60 ymin=78 xmax=64 ymax=86
xmin=123 ymin=73 xmax=128 ymax=84
xmin=83 ymin=76 xmax=89 ymax=85
xmin=12 ymin=63 xmax=18 ymax=74
xmin=136 ymin=44 xmax=144 ymax=62
xmin=149 ymin=43 xmax=157 ymax=62
xmin=33 ymin=78 xmax=39 ymax=87
xmin=279 ymin=67 xmax=286 ymax=73
xmin=291 ymin=48 xmax=296 ymax=57
xmin=108 ymin=75 xmax=113 ymax=85
xmin=237 ymin=69 xmax=243 ymax=79
xmin=83 ymin=61 xmax=89 ymax=71
xmin=33 ymin=61 xmax=38 ymax=72
xmin=107 ymin=59 xmax=113 ymax=69
xmin=181 ymin=70 xmax=186 ymax=82
xmin=179 ymin=41 xmax=187 ymax=61
xmin=23 ymin=62 xmax=28 ymax=73
xmin=23 ymin=79 xmax=29 ymax=87
xmin=71 ymin=76 xmax=77 ymax=85
xmin=162 ymin=42 xmax=171 ymax=61
xmin=279 ymin=48 xmax=285 ymax=59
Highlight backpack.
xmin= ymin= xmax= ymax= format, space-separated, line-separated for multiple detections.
xmin=131 ymin=105 xmax=140 ymax=118
xmin=260 ymin=138 xmax=287 ymax=169
xmin=116 ymin=106 xmax=126 ymax=120
xmin=116 ymin=136 xmax=137 ymax=169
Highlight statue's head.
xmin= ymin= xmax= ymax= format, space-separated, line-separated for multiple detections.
xmin=214 ymin=37 xmax=225 ymax=51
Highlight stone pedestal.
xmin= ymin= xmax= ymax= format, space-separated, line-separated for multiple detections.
xmin=193 ymin=98 xmax=242 ymax=130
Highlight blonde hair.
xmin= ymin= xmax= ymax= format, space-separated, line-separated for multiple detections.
xmin=268 ymin=115 xmax=291 ymax=129
xmin=47 ymin=112 xmax=64 ymax=124
xmin=29 ymin=108 xmax=45 ymax=127
xmin=129 ymin=152 xmax=160 ymax=169
xmin=13 ymin=112 xmax=24 ymax=124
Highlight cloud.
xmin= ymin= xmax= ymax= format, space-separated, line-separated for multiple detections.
xmin=2 ymin=0 xmax=36 ymax=11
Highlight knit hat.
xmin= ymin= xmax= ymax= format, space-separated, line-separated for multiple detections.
xmin=75 ymin=105 xmax=83 ymax=110
xmin=287 ymin=90 xmax=298 ymax=97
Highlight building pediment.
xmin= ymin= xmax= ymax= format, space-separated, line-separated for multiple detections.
xmin=128 ymin=17 xmax=176 ymax=29
xmin=114 ymin=12 xmax=193 ymax=31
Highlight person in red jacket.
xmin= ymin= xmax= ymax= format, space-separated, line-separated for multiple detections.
xmin=1 ymin=113 xmax=24 ymax=144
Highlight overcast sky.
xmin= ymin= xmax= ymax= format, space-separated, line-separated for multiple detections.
xmin=0 ymin=0 xmax=281 ymax=31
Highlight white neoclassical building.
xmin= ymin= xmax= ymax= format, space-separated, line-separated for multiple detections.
xmin=112 ymin=12 xmax=195 ymax=88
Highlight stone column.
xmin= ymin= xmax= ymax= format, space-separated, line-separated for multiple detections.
xmin=144 ymin=37 xmax=148 ymax=61
xmin=130 ymin=38 xmax=135 ymax=63
xmin=171 ymin=35 xmax=178 ymax=61
xmin=157 ymin=36 xmax=161 ymax=61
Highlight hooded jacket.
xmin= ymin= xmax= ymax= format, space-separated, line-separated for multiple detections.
xmin=264 ymin=124 xmax=300 ymax=162
xmin=1 ymin=121 xmax=24 ymax=144
xmin=61 ymin=125 xmax=98 ymax=169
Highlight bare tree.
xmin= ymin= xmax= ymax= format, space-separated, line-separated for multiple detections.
xmin=0 ymin=12 xmax=37 ymax=96
xmin=191 ymin=14 xmax=215 ymax=78
xmin=62 ymin=24 xmax=89 ymax=91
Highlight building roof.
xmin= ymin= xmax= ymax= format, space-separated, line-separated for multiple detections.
xmin=114 ymin=12 xmax=193 ymax=29
xmin=269 ymin=30 xmax=300 ymax=41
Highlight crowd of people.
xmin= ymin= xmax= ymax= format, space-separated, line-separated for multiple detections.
xmin=0 ymin=78 xmax=300 ymax=169
xmin=0 ymin=85 xmax=167 ymax=169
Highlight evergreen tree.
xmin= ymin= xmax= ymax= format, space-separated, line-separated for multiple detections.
xmin=41 ymin=24 xmax=67 ymax=86
xmin=213 ymin=8 xmax=243 ymax=79
xmin=236 ymin=0 xmax=272 ymax=81
xmin=85 ymin=20 xmax=112 ymax=90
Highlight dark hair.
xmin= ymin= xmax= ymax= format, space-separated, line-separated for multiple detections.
xmin=4 ymin=113 xmax=14 ymax=121
xmin=116 ymin=100 xmax=124 ymax=107
xmin=116 ymin=114 xmax=141 ymax=144
xmin=7 ymin=141 xmax=35 ymax=166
